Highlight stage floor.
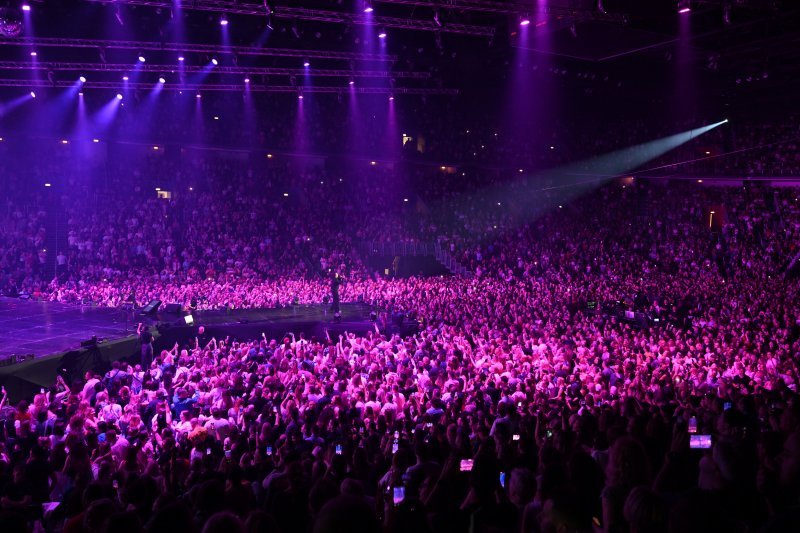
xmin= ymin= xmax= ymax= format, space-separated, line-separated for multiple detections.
xmin=0 ymin=298 xmax=409 ymax=360
xmin=0 ymin=297 xmax=133 ymax=360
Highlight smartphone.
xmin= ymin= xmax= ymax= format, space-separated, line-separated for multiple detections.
xmin=335 ymin=444 xmax=343 ymax=455
xmin=688 ymin=416 xmax=698 ymax=434
xmin=266 ymin=446 xmax=273 ymax=456
xmin=690 ymin=434 xmax=712 ymax=449
xmin=206 ymin=448 xmax=211 ymax=456
xmin=392 ymin=486 xmax=405 ymax=505
xmin=724 ymin=402 xmax=732 ymax=411
xmin=40 ymin=388 xmax=45 ymax=394
xmin=426 ymin=422 xmax=433 ymax=428
xmin=512 ymin=434 xmax=520 ymax=441
xmin=499 ymin=471 xmax=506 ymax=488
xmin=112 ymin=480 xmax=119 ymax=489
xmin=392 ymin=441 xmax=399 ymax=454
xmin=225 ymin=450 xmax=231 ymax=459
xmin=460 ymin=459 xmax=474 ymax=472
xmin=394 ymin=431 xmax=399 ymax=439
xmin=545 ymin=429 xmax=553 ymax=439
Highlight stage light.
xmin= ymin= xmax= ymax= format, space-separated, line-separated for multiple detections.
xmin=211 ymin=58 xmax=218 ymax=65
xmin=153 ymin=146 xmax=159 ymax=150
xmin=389 ymin=95 xmax=394 ymax=101
xmin=138 ymin=55 xmax=146 ymax=63
xmin=363 ymin=0 xmax=373 ymax=13
xmin=178 ymin=56 xmax=185 ymax=62
xmin=184 ymin=315 xmax=194 ymax=325
xmin=122 ymin=75 xmax=129 ymax=81
xmin=678 ymin=7 xmax=691 ymax=13
xmin=30 ymin=91 xmax=35 ymax=98
xmin=196 ymin=93 xmax=201 ymax=98
xmin=378 ymin=29 xmax=387 ymax=39
xmin=298 ymin=93 xmax=303 ymax=100
xmin=267 ymin=153 xmax=273 ymax=158
xmin=678 ymin=1 xmax=691 ymax=14
xmin=283 ymin=192 xmax=289 ymax=197
xmin=520 ymin=14 xmax=531 ymax=26
xmin=61 ymin=139 xmax=68 ymax=144
xmin=30 ymin=51 xmax=37 ymax=57
xmin=220 ymin=15 xmax=228 ymax=26
xmin=93 ymin=139 xmax=99 ymax=143
xmin=303 ymin=59 xmax=310 ymax=67
xmin=44 ymin=183 xmax=51 ymax=187
xmin=213 ymin=116 xmax=219 ymax=120
xmin=370 ymin=161 xmax=376 ymax=165
xmin=79 ymin=76 xmax=86 ymax=83
xmin=158 ymin=77 xmax=166 ymax=83
xmin=244 ymin=77 xmax=250 ymax=83
xmin=349 ymin=77 xmax=355 ymax=85
xmin=116 ymin=93 xmax=123 ymax=100
xmin=21 ymin=4 xmax=31 ymax=12
xmin=78 ymin=92 xmax=84 ymax=96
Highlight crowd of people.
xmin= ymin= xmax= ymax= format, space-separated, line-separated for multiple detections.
xmin=1 ymin=114 xmax=800 ymax=533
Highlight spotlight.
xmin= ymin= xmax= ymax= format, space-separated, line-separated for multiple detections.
xmin=178 ymin=56 xmax=185 ymax=62
xmin=30 ymin=91 xmax=35 ymax=98
xmin=158 ymin=77 xmax=166 ymax=83
xmin=389 ymin=95 xmax=394 ymax=101
xmin=21 ymin=4 xmax=31 ymax=12
xmin=30 ymin=51 xmax=37 ymax=57
xmin=122 ymin=75 xmax=129 ymax=81
xmin=196 ymin=93 xmax=201 ymax=98
xmin=93 ymin=139 xmax=99 ymax=143
xmin=244 ymin=77 xmax=250 ymax=83
xmin=378 ymin=28 xmax=387 ymax=39
xmin=220 ymin=15 xmax=228 ymax=26
xmin=349 ymin=77 xmax=355 ymax=85
xmin=303 ymin=59 xmax=310 ymax=67
xmin=116 ymin=93 xmax=123 ymax=100
xmin=363 ymin=0 xmax=373 ymax=13
xmin=211 ymin=58 xmax=218 ymax=65
xmin=678 ymin=1 xmax=691 ymax=14
xmin=520 ymin=14 xmax=530 ymax=26
xmin=78 ymin=92 xmax=83 ymax=96
xmin=298 ymin=93 xmax=303 ymax=100
xmin=79 ymin=76 xmax=86 ymax=83
xmin=138 ymin=55 xmax=146 ymax=63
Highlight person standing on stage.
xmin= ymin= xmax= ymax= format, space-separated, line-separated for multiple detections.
xmin=137 ymin=322 xmax=154 ymax=370
xmin=331 ymin=272 xmax=342 ymax=313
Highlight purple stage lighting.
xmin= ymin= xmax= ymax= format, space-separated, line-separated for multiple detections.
xmin=122 ymin=76 xmax=129 ymax=81
xmin=79 ymin=76 xmax=86 ymax=83
xmin=178 ymin=56 xmax=185 ymax=62
xmin=363 ymin=0 xmax=373 ymax=13
xmin=378 ymin=31 xmax=387 ymax=39
xmin=30 ymin=51 xmax=37 ymax=57
xmin=244 ymin=77 xmax=250 ymax=83
xmin=78 ymin=92 xmax=84 ymax=96
xmin=30 ymin=91 xmax=36 ymax=98
xmin=678 ymin=7 xmax=691 ymax=13
xmin=196 ymin=93 xmax=201 ymax=98
xmin=116 ymin=93 xmax=123 ymax=100
xmin=220 ymin=16 xmax=228 ymax=26
xmin=138 ymin=56 xmax=146 ymax=63
xmin=389 ymin=95 xmax=394 ymax=101
xmin=211 ymin=58 xmax=218 ymax=66
xmin=349 ymin=78 xmax=355 ymax=85
xmin=303 ymin=60 xmax=310 ymax=67
xmin=520 ymin=18 xmax=531 ymax=26
xmin=158 ymin=77 xmax=166 ymax=83
xmin=22 ymin=4 xmax=31 ymax=12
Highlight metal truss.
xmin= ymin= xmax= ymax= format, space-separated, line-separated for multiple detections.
xmin=83 ymin=0 xmax=497 ymax=36
xmin=0 ymin=61 xmax=430 ymax=79
xmin=3 ymin=37 xmax=397 ymax=63
xmin=1 ymin=78 xmax=458 ymax=95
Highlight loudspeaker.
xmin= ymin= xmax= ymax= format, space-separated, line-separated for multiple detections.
xmin=141 ymin=300 xmax=162 ymax=315
xmin=163 ymin=303 xmax=183 ymax=314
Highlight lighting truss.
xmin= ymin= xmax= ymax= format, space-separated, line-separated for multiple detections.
xmin=83 ymin=0 xmax=496 ymax=36
xmin=4 ymin=37 xmax=397 ymax=62
xmin=0 ymin=78 xmax=458 ymax=94
xmin=0 ymin=61 xmax=431 ymax=79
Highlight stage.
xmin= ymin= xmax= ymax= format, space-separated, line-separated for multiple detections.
xmin=0 ymin=297 xmax=134 ymax=361
xmin=0 ymin=297 xmax=417 ymax=400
